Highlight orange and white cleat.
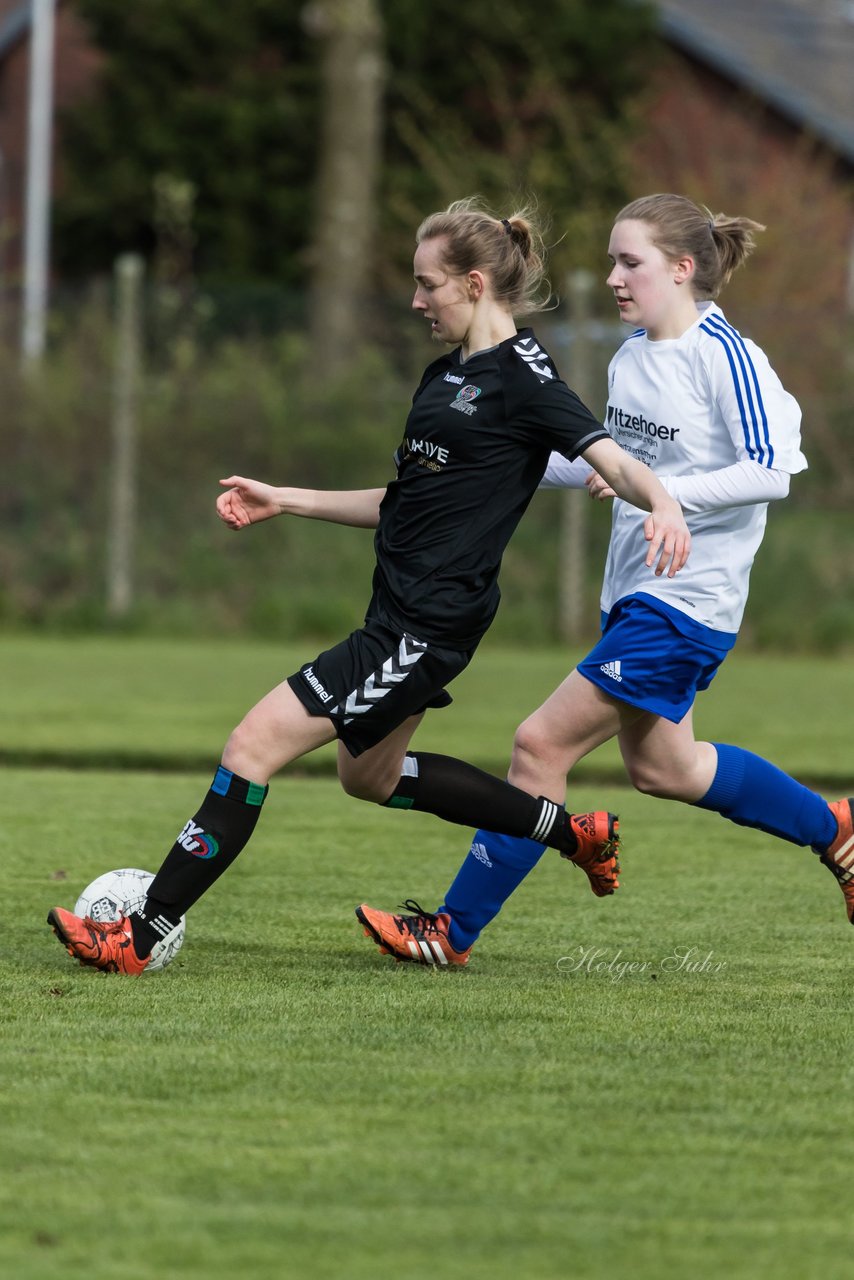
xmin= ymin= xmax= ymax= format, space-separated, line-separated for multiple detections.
xmin=356 ymin=900 xmax=472 ymax=966
xmin=47 ymin=907 xmax=150 ymax=975
xmin=561 ymin=811 xmax=621 ymax=897
xmin=815 ymin=798 xmax=854 ymax=924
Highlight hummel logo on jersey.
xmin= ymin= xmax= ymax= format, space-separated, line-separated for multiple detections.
xmin=600 ymin=660 xmax=623 ymax=683
xmin=471 ymin=841 xmax=493 ymax=868
xmin=513 ymin=336 xmax=554 ymax=382
xmin=177 ymin=820 xmax=220 ymax=859
xmin=443 ymin=372 xmax=465 ymax=385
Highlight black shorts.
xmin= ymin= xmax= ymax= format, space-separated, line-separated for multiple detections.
xmin=287 ymin=619 xmax=475 ymax=757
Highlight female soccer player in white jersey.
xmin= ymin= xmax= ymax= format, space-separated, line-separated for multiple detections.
xmin=357 ymin=192 xmax=854 ymax=967
xmin=48 ymin=197 xmax=689 ymax=975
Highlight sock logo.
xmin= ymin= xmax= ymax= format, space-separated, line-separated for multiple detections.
xmin=136 ymin=907 xmax=178 ymax=938
xmin=471 ymin=841 xmax=493 ymax=868
xmin=177 ymin=819 xmax=220 ymax=859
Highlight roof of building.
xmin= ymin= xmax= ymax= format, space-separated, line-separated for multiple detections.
xmin=656 ymin=0 xmax=854 ymax=163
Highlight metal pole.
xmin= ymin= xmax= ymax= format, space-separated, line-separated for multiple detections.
xmin=558 ymin=269 xmax=596 ymax=644
xmin=22 ymin=0 xmax=56 ymax=366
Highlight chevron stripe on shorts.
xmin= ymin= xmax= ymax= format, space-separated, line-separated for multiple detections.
xmin=330 ymin=633 xmax=428 ymax=724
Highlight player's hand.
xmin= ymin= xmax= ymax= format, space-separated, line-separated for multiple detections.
xmin=643 ymin=503 xmax=691 ymax=577
xmin=585 ymin=470 xmax=617 ymax=501
xmin=217 ymin=476 xmax=282 ymax=529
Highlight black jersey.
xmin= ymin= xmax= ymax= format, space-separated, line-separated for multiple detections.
xmin=368 ymin=328 xmax=609 ymax=649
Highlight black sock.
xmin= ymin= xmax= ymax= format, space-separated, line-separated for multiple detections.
xmin=383 ymin=752 xmax=579 ymax=855
xmin=130 ymin=766 xmax=268 ymax=958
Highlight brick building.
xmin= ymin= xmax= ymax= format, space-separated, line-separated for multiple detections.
xmin=641 ymin=0 xmax=854 ymax=323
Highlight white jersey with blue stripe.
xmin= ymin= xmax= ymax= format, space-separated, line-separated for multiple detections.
xmin=599 ymin=301 xmax=806 ymax=636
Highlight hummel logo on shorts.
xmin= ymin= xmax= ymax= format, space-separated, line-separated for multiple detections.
xmin=600 ymin=660 xmax=623 ymax=682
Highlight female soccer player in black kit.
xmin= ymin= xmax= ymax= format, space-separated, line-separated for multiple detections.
xmin=49 ymin=198 xmax=689 ymax=973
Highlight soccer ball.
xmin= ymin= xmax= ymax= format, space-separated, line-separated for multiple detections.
xmin=74 ymin=867 xmax=186 ymax=973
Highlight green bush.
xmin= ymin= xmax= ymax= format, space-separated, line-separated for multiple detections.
xmin=3 ymin=306 xmax=853 ymax=653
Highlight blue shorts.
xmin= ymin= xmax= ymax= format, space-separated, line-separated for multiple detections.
xmin=576 ymin=596 xmax=730 ymax=723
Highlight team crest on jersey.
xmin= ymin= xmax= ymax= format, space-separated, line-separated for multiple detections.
xmin=450 ymin=384 xmax=481 ymax=415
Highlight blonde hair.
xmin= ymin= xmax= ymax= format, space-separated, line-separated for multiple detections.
xmin=416 ymin=196 xmax=551 ymax=316
xmin=615 ymin=193 xmax=765 ymax=298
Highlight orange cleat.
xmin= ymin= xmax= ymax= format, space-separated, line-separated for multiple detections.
xmin=815 ymin=798 xmax=854 ymax=924
xmin=561 ymin=811 xmax=621 ymax=897
xmin=47 ymin=907 xmax=150 ymax=975
xmin=356 ymin=900 xmax=472 ymax=966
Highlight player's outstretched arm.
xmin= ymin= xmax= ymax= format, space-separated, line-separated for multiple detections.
xmin=217 ymin=476 xmax=385 ymax=530
xmin=581 ymin=439 xmax=691 ymax=578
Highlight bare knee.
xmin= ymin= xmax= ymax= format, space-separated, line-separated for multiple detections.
xmin=509 ymin=718 xmax=565 ymax=791
xmin=340 ymin=775 xmax=389 ymax=804
xmin=513 ymin=718 xmax=550 ymax=767
xmin=624 ymin=757 xmax=695 ymax=801
xmin=338 ymin=764 xmax=396 ymax=804
xmin=222 ymin=719 xmax=268 ymax=782
xmin=625 ymin=756 xmax=668 ymax=797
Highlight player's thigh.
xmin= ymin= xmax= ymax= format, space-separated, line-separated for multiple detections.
xmin=512 ymin=669 xmax=634 ymax=778
xmin=223 ymin=680 xmax=338 ymax=780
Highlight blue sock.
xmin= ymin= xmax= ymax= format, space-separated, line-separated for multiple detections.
xmin=439 ymin=830 xmax=546 ymax=951
xmin=695 ymin=743 xmax=836 ymax=848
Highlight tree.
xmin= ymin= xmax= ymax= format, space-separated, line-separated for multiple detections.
xmin=54 ymin=0 xmax=320 ymax=285
xmin=377 ymin=0 xmax=657 ymax=283
xmin=53 ymin=0 xmax=656 ymax=294
xmin=305 ymin=0 xmax=384 ymax=375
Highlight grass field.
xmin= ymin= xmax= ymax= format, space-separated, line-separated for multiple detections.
xmin=1 ymin=636 xmax=852 ymax=1279
xmin=2 ymin=633 xmax=853 ymax=784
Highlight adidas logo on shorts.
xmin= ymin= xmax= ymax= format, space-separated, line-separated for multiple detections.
xmin=600 ymin=659 xmax=623 ymax=683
